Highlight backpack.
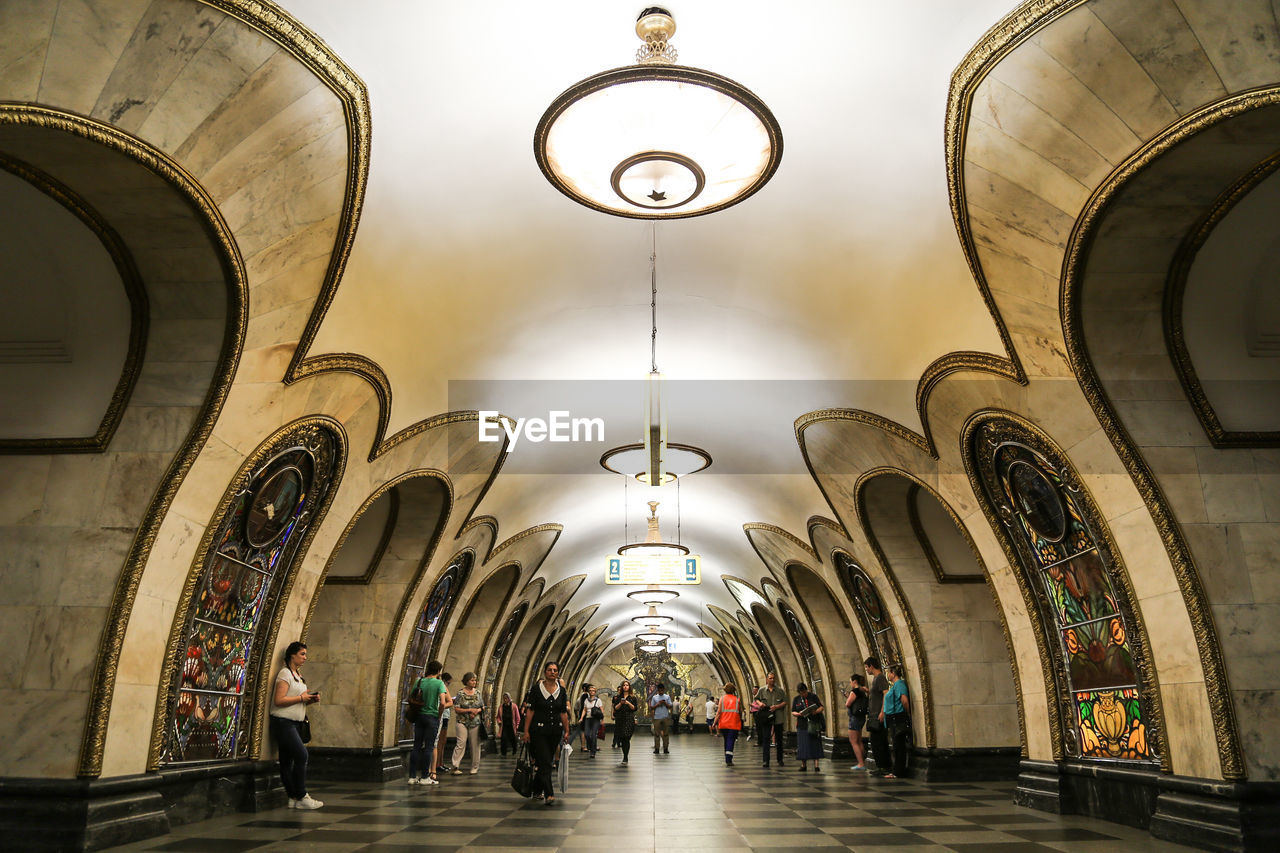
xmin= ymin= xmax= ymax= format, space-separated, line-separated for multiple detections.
xmin=404 ymin=678 xmax=425 ymax=723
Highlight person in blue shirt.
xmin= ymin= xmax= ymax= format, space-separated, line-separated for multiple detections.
xmin=882 ymin=663 xmax=911 ymax=778
xmin=650 ymin=683 xmax=672 ymax=754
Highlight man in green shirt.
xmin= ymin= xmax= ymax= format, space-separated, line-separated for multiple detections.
xmin=408 ymin=659 xmax=451 ymax=785
xmin=754 ymin=671 xmax=788 ymax=767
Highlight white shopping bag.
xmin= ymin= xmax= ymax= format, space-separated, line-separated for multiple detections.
xmin=558 ymin=741 xmax=572 ymax=792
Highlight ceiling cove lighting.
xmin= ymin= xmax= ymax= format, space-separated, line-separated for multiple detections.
xmin=534 ymin=6 xmax=783 ymax=220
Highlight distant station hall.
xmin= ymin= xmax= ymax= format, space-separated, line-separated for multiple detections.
xmin=0 ymin=1 xmax=1277 ymax=852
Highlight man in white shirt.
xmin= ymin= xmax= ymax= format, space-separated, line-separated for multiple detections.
xmin=650 ymin=683 xmax=672 ymax=755
xmin=706 ymin=697 xmax=718 ymax=735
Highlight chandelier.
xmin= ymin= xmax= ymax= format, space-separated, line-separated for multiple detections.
xmin=535 ymin=6 xmax=783 ymax=219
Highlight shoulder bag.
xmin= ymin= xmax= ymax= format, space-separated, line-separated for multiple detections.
xmin=299 ymin=717 xmax=312 ymax=744
xmin=404 ymin=678 xmax=425 ymax=723
xmin=510 ymin=743 xmax=535 ymax=798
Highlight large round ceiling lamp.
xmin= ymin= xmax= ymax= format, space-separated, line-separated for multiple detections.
xmin=632 ymin=614 xmax=673 ymax=627
xmin=639 ymin=643 xmax=667 ymax=653
xmin=535 ymin=7 xmax=782 ymax=219
xmin=636 ymin=631 xmax=670 ymax=644
xmin=626 ymin=589 xmax=679 ymax=606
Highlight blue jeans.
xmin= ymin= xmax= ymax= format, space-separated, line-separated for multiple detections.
xmin=410 ymin=714 xmax=441 ymax=778
xmin=584 ymin=717 xmax=600 ymax=755
xmin=269 ymin=716 xmax=308 ymax=800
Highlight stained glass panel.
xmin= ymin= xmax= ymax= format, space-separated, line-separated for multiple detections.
xmin=396 ymin=553 xmax=471 ymax=741
xmin=161 ymin=423 xmax=341 ymax=765
xmin=1076 ymin=688 xmax=1148 ymax=760
xmin=1063 ymin=618 xmax=1136 ymax=690
xmin=972 ymin=419 xmax=1157 ymax=765
xmin=1040 ymin=551 xmax=1116 ymax=627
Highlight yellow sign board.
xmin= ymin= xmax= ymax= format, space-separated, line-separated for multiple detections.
xmin=606 ymin=554 xmax=701 ymax=585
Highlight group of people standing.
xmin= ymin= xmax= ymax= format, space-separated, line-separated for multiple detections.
xmin=406 ymin=661 xmax=487 ymax=786
xmin=707 ymin=659 xmax=912 ymax=776
xmin=845 ymin=656 xmax=912 ymax=778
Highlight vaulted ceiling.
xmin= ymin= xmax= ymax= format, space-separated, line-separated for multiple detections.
xmin=279 ymin=0 xmax=1018 ymax=650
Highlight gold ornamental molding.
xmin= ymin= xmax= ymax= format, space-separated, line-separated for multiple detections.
xmin=1164 ymin=151 xmax=1280 ymax=448
xmin=903 ymin=481 xmax=987 ymax=584
xmin=805 ymin=515 xmax=849 ymax=544
xmin=489 ymin=523 xmax=565 ymax=561
xmin=0 ymin=105 xmax=254 ymax=779
xmin=1059 ymin=92 xmax=1277 ymax=781
xmin=781 ymin=561 xmax=849 ymax=737
xmin=146 ymin=415 xmax=348 ymax=770
xmin=796 ymin=408 xmax=933 ymax=456
xmin=742 ymin=522 xmax=819 ymax=561
xmin=0 ymin=154 xmax=148 ymax=455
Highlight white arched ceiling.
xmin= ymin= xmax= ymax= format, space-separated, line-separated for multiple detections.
xmin=275 ymin=0 xmax=1019 ymax=640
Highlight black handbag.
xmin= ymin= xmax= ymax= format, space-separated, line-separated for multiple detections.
xmin=510 ymin=743 xmax=535 ymax=798
xmin=404 ymin=680 xmax=424 ymax=723
xmin=299 ymin=717 xmax=312 ymax=744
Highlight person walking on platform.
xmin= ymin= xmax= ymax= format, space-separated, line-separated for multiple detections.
xmin=612 ymin=680 xmax=639 ymax=765
xmin=521 ymin=661 xmax=570 ymax=806
xmin=650 ymin=683 xmax=673 ymax=754
xmin=716 ymin=684 xmax=743 ymax=764
xmin=499 ymin=692 xmax=520 ymax=756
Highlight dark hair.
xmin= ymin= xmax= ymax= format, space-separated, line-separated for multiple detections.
xmin=724 ymin=683 xmax=737 ymax=695
xmin=426 ymin=659 xmax=443 ymax=676
xmin=851 ymin=673 xmax=866 ymax=687
xmin=284 ymin=641 xmax=307 ymax=662
xmin=864 ymin=656 xmax=881 ymax=670
xmin=544 ymin=660 xmax=559 ymax=674
xmin=656 ymin=683 xmax=666 ymax=690
xmin=442 ymin=671 xmax=453 ymax=682
xmin=887 ymin=662 xmax=903 ymax=677
xmin=796 ymin=682 xmax=808 ymax=692
xmin=619 ymin=681 xmax=631 ymax=691
xmin=462 ymin=671 xmax=476 ymax=684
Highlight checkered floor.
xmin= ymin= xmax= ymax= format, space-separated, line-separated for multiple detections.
xmin=106 ymin=734 xmax=1196 ymax=852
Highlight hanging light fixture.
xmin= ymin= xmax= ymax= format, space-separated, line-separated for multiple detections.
xmin=639 ymin=643 xmax=667 ymax=654
xmin=535 ymin=6 xmax=783 ymax=219
xmin=636 ymin=631 xmax=670 ymax=644
xmin=627 ymin=588 xmax=680 ymax=605
xmin=632 ymin=611 xmax=673 ymax=627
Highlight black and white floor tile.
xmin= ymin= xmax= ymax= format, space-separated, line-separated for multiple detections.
xmin=105 ymin=735 xmax=1196 ymax=852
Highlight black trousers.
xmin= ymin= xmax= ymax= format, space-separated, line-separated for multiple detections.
xmin=528 ymin=725 xmax=561 ymax=799
xmin=500 ymin=722 xmax=517 ymax=755
xmin=887 ymin=712 xmax=911 ymax=776
xmin=867 ymin=722 xmax=891 ymax=772
xmin=760 ymin=721 xmax=784 ymax=765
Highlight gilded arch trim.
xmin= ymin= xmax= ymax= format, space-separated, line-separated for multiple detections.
xmin=0 ymin=154 xmax=148 ymax=455
xmin=1058 ymin=92 xmax=1273 ymax=780
xmin=0 ymin=105 xmax=255 ymax=779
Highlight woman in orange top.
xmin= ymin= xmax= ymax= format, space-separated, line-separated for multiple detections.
xmin=716 ymin=684 xmax=744 ymax=765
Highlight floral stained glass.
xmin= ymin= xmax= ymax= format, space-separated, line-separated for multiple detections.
xmin=163 ymin=423 xmax=341 ymax=765
xmin=972 ymin=419 xmax=1158 ymax=764
xmin=397 ymin=552 xmax=472 ymax=741
xmin=482 ymin=603 xmax=527 ymax=732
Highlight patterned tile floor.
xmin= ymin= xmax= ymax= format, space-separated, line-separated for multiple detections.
xmin=105 ymin=735 xmax=1197 ymax=852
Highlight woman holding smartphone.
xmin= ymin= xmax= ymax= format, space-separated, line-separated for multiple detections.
xmin=270 ymin=641 xmax=322 ymax=809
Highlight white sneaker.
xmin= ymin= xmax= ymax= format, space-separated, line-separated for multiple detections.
xmin=470 ymin=768 xmax=479 ymax=774
xmin=286 ymin=798 xmax=298 ymax=809
xmin=294 ymin=795 xmax=323 ymax=810
xmin=407 ymin=777 xmax=419 ymax=786
xmin=423 ymin=776 xmax=439 ymax=785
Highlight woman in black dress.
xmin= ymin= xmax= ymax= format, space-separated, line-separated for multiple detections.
xmin=791 ymin=682 xmax=825 ymax=772
xmin=521 ymin=661 xmax=570 ymax=805
xmin=611 ymin=680 xmax=639 ymax=765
